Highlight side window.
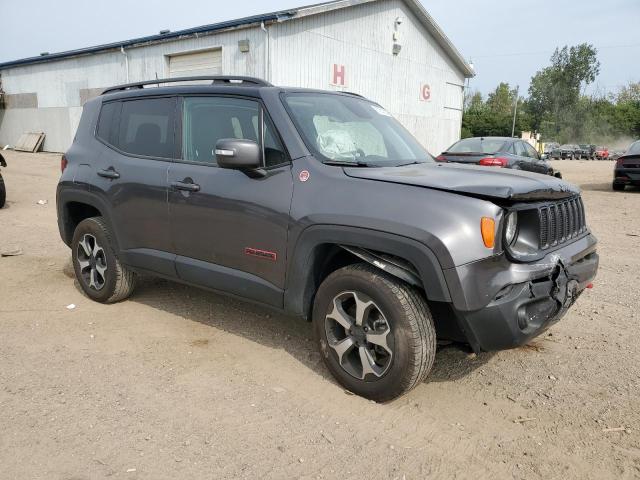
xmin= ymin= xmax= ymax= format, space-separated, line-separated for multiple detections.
xmin=182 ymin=96 xmax=287 ymax=167
xmin=183 ymin=97 xmax=259 ymax=165
xmin=524 ymin=142 xmax=539 ymax=159
xmin=514 ymin=142 xmax=528 ymax=158
xmin=117 ymin=98 xmax=176 ymax=158
xmin=96 ymin=101 xmax=120 ymax=146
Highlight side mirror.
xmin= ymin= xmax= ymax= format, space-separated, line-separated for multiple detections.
xmin=215 ymin=139 xmax=264 ymax=175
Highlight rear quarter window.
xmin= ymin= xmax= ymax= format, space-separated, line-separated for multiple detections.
xmin=96 ymin=101 xmax=120 ymax=146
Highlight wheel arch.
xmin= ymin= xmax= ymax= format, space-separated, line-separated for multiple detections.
xmin=284 ymin=225 xmax=451 ymax=320
xmin=57 ymin=189 xmax=119 ymax=250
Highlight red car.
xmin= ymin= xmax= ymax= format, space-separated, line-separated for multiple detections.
xmin=595 ymin=146 xmax=609 ymax=160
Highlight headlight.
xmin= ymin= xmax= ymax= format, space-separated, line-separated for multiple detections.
xmin=504 ymin=211 xmax=518 ymax=246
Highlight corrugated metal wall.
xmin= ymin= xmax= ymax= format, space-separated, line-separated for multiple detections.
xmin=0 ymin=0 xmax=464 ymax=154
xmin=269 ymin=0 xmax=465 ymax=154
xmin=0 ymin=28 xmax=266 ymax=152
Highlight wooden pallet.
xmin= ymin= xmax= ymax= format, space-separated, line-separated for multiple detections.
xmin=14 ymin=132 xmax=45 ymax=152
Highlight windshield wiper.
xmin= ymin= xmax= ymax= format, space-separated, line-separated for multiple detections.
xmin=322 ymin=160 xmax=374 ymax=167
xmin=395 ymin=161 xmax=427 ymax=167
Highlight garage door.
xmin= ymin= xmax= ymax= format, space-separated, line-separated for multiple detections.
xmin=168 ymin=49 xmax=222 ymax=77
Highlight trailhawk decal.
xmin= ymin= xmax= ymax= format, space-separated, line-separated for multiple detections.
xmin=244 ymin=247 xmax=277 ymax=261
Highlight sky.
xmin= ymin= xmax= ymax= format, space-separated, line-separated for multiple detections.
xmin=1 ymin=0 xmax=639 ymax=97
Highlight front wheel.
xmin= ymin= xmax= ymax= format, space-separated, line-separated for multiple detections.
xmin=71 ymin=216 xmax=136 ymax=303
xmin=313 ymin=264 xmax=436 ymax=402
xmin=612 ymin=182 xmax=626 ymax=191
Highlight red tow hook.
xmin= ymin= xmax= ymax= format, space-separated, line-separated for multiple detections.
xmin=586 ymin=283 xmax=594 ymax=289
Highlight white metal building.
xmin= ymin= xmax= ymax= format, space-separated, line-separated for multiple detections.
xmin=0 ymin=0 xmax=473 ymax=153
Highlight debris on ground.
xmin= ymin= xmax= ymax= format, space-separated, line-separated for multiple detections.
xmin=1 ymin=248 xmax=23 ymax=257
xmin=602 ymin=426 xmax=628 ymax=433
xmin=36 ymin=199 xmax=48 ymax=205
xmin=66 ymin=304 xmax=76 ymax=310
xmin=514 ymin=417 xmax=537 ymax=424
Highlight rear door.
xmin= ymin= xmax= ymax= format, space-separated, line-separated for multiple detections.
xmin=523 ymin=142 xmax=547 ymax=173
xmin=167 ymin=95 xmax=293 ymax=307
xmin=93 ymin=96 xmax=176 ymax=276
xmin=513 ymin=141 xmax=535 ymax=171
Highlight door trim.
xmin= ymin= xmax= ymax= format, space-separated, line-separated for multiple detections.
xmin=175 ymin=255 xmax=283 ymax=308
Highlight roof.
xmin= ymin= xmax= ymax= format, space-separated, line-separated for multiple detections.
xmin=0 ymin=0 xmax=474 ymax=77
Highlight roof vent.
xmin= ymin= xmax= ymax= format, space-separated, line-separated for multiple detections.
xmin=159 ymin=29 xmax=170 ymax=35
xmin=40 ymin=52 xmax=49 ymax=56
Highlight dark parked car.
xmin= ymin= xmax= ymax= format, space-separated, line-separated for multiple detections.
xmin=56 ymin=76 xmax=598 ymax=401
xmin=437 ymin=137 xmax=560 ymax=177
xmin=557 ymin=144 xmax=579 ymax=159
xmin=612 ymin=140 xmax=640 ymax=191
xmin=544 ymin=142 xmax=559 ymax=156
xmin=578 ymin=144 xmax=596 ymax=160
xmin=0 ymin=153 xmax=6 ymax=208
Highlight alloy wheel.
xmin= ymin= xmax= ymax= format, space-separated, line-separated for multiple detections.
xmin=76 ymin=233 xmax=108 ymax=291
xmin=324 ymin=291 xmax=394 ymax=380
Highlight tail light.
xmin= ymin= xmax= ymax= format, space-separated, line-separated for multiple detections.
xmin=478 ymin=157 xmax=508 ymax=167
xmin=435 ymin=155 xmax=448 ymax=162
xmin=61 ymin=154 xmax=68 ymax=173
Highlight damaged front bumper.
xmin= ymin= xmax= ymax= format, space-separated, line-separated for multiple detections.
xmin=443 ymin=233 xmax=598 ymax=352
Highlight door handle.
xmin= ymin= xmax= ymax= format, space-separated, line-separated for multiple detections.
xmin=171 ymin=181 xmax=200 ymax=192
xmin=97 ymin=168 xmax=120 ymax=179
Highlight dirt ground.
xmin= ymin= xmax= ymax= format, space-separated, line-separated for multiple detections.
xmin=0 ymin=151 xmax=638 ymax=479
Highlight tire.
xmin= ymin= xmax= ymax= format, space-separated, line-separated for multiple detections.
xmin=313 ymin=263 xmax=436 ymax=402
xmin=612 ymin=182 xmax=625 ymax=191
xmin=71 ymin=216 xmax=136 ymax=303
xmin=0 ymin=173 xmax=5 ymax=208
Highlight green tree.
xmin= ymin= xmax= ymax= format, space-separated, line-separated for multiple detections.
xmin=616 ymin=82 xmax=640 ymax=103
xmin=527 ymin=44 xmax=600 ymax=134
xmin=486 ymin=82 xmax=517 ymax=115
xmin=462 ymin=84 xmax=531 ymax=138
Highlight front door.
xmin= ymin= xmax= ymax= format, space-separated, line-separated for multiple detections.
xmin=167 ymin=96 xmax=293 ymax=307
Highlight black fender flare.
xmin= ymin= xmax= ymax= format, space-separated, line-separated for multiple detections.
xmin=56 ymin=187 xmax=120 ymax=250
xmin=283 ymin=225 xmax=452 ymax=318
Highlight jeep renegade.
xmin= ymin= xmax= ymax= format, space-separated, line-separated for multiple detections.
xmin=57 ymin=76 xmax=599 ymax=401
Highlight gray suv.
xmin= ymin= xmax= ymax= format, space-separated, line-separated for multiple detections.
xmin=57 ymin=76 xmax=599 ymax=401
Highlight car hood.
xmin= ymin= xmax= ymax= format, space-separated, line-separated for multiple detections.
xmin=343 ymin=162 xmax=578 ymax=201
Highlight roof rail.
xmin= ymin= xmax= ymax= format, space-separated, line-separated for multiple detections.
xmin=102 ymin=76 xmax=272 ymax=95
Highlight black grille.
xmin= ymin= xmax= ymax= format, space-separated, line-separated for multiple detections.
xmin=538 ymin=197 xmax=586 ymax=249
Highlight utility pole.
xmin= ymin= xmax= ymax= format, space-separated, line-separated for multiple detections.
xmin=511 ymin=85 xmax=519 ymax=137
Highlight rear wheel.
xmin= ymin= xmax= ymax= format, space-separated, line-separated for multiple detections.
xmin=313 ymin=263 xmax=436 ymax=402
xmin=612 ymin=182 xmax=626 ymax=191
xmin=71 ymin=217 xmax=136 ymax=303
xmin=0 ymin=173 xmax=5 ymax=208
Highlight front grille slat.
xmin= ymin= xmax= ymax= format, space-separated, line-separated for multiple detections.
xmin=540 ymin=207 xmax=549 ymax=249
xmin=538 ymin=196 xmax=586 ymax=250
